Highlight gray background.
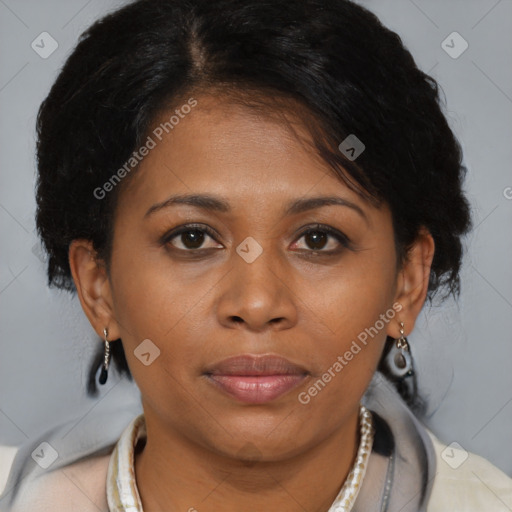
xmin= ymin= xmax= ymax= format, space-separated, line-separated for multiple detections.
xmin=1 ymin=0 xmax=511 ymax=477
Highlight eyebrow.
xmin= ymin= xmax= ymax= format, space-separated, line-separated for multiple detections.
xmin=145 ymin=193 xmax=367 ymax=221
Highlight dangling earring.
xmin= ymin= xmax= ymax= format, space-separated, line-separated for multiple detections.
xmin=381 ymin=321 xmax=415 ymax=381
xmin=392 ymin=322 xmax=413 ymax=378
xmin=379 ymin=322 xmax=418 ymax=407
xmin=381 ymin=322 xmax=417 ymax=400
xmin=99 ymin=328 xmax=111 ymax=385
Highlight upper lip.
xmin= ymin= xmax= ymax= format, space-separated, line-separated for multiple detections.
xmin=204 ymin=354 xmax=309 ymax=376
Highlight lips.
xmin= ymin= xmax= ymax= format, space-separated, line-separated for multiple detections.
xmin=204 ymin=354 xmax=309 ymax=404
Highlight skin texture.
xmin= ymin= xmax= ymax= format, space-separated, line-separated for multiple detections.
xmin=69 ymin=94 xmax=434 ymax=511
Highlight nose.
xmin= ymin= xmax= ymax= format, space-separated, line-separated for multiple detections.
xmin=215 ymin=245 xmax=298 ymax=332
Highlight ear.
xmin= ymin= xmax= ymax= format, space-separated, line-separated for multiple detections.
xmin=387 ymin=228 xmax=435 ymax=338
xmin=68 ymin=239 xmax=121 ymax=341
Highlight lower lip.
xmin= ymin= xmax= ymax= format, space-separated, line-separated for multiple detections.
xmin=206 ymin=374 xmax=307 ymax=404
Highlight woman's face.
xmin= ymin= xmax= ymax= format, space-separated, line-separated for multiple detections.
xmin=75 ymin=94 xmax=429 ymax=461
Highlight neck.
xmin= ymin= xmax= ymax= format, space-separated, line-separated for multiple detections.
xmin=134 ymin=408 xmax=361 ymax=512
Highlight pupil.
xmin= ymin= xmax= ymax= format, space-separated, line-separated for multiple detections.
xmin=182 ymin=229 xmax=204 ymax=249
xmin=306 ymin=231 xmax=327 ymax=250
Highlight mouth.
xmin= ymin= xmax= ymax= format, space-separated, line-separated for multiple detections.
xmin=204 ymin=354 xmax=309 ymax=404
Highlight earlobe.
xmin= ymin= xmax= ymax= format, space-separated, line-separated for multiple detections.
xmin=68 ymin=239 xmax=120 ymax=340
xmin=388 ymin=229 xmax=435 ymax=337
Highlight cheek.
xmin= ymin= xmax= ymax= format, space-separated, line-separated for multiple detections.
xmin=107 ymin=245 xmax=219 ymax=385
xmin=294 ymin=249 xmax=398 ymax=394
xmin=295 ymin=247 xmax=398 ymax=342
xmin=108 ymin=239 xmax=201 ymax=337
xmin=295 ymin=287 xmax=394 ymax=421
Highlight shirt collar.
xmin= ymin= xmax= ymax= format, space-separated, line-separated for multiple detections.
xmin=107 ymin=413 xmax=145 ymax=511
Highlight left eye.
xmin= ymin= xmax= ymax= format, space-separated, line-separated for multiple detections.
xmin=292 ymin=225 xmax=350 ymax=252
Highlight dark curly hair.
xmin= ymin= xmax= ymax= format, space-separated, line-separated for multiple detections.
xmin=35 ymin=0 xmax=471 ymax=407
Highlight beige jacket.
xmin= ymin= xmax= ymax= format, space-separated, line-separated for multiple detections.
xmin=1 ymin=427 xmax=511 ymax=512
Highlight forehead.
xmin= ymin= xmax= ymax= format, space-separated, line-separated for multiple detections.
xmin=115 ymin=93 xmax=375 ymax=219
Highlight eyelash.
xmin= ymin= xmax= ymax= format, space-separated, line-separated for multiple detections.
xmin=160 ymin=223 xmax=352 ymax=255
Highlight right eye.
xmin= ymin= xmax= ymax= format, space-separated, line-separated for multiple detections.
xmin=162 ymin=224 xmax=223 ymax=251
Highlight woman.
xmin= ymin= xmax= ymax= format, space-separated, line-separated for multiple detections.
xmin=1 ymin=0 xmax=511 ymax=510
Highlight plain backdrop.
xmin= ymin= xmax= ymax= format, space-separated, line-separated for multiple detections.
xmin=1 ymin=0 xmax=511 ymax=476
